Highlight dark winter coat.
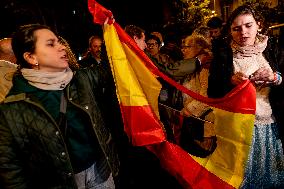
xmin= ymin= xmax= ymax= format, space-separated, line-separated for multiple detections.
xmin=0 ymin=68 xmax=120 ymax=189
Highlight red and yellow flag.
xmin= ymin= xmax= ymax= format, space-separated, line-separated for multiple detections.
xmin=88 ymin=1 xmax=256 ymax=188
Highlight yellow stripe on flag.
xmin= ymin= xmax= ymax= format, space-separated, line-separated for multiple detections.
xmin=103 ymin=24 xmax=161 ymax=115
xmin=192 ymin=108 xmax=254 ymax=188
xmin=103 ymin=22 xmax=166 ymax=146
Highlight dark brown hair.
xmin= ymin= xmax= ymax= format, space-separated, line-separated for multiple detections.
xmin=124 ymin=25 xmax=145 ymax=39
xmin=12 ymin=24 xmax=51 ymax=68
xmin=227 ymin=4 xmax=263 ymax=30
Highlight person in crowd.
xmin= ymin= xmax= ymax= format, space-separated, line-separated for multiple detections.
xmin=207 ymin=4 xmax=284 ymax=188
xmin=0 ymin=38 xmax=17 ymax=103
xmin=181 ymin=34 xmax=212 ymax=118
xmin=151 ymin=31 xmax=164 ymax=47
xmin=0 ymin=38 xmax=16 ymax=64
xmin=77 ymin=35 xmax=120 ymax=141
xmin=179 ymin=34 xmax=215 ymax=157
xmin=125 ymin=25 xmax=171 ymax=73
xmin=159 ymin=25 xmax=184 ymax=62
xmin=124 ymin=25 xmax=147 ymax=51
xmin=146 ymin=34 xmax=174 ymax=69
xmin=79 ymin=35 xmax=108 ymax=69
xmin=206 ymin=16 xmax=224 ymax=40
xmin=0 ymin=24 xmax=120 ymax=189
xmin=192 ymin=26 xmax=212 ymax=42
xmin=146 ymin=34 xmax=175 ymax=105
xmin=168 ymin=33 xmax=213 ymax=110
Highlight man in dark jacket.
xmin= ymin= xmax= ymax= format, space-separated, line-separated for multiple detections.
xmin=79 ymin=35 xmax=106 ymax=68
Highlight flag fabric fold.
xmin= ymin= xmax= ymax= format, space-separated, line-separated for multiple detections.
xmin=88 ymin=1 xmax=256 ymax=188
xmin=102 ymin=19 xmax=166 ymax=146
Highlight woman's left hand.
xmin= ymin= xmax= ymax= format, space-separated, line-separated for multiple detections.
xmin=249 ymin=67 xmax=274 ymax=82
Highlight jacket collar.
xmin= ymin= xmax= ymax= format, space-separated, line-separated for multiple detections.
xmin=4 ymin=93 xmax=27 ymax=103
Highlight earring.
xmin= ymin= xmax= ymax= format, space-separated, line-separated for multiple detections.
xmin=34 ymin=62 xmax=39 ymax=69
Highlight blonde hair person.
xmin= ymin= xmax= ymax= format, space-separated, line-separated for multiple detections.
xmin=181 ymin=34 xmax=211 ymax=115
xmin=167 ymin=34 xmax=213 ymax=109
xmin=179 ymin=34 xmax=216 ymax=157
xmin=181 ymin=34 xmax=211 ymax=61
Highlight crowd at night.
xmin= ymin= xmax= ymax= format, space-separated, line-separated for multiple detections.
xmin=0 ymin=0 xmax=169 ymax=56
xmin=0 ymin=1 xmax=284 ymax=188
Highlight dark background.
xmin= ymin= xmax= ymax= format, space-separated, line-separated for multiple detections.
xmin=0 ymin=0 xmax=173 ymax=56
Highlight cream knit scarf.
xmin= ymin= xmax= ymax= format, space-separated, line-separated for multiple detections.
xmin=231 ymin=34 xmax=268 ymax=59
xmin=21 ymin=67 xmax=73 ymax=90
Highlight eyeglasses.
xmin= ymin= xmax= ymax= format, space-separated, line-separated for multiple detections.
xmin=181 ymin=45 xmax=194 ymax=49
xmin=147 ymin=42 xmax=158 ymax=47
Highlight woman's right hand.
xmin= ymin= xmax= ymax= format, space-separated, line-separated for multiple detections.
xmin=103 ymin=16 xmax=115 ymax=25
xmin=197 ymin=52 xmax=213 ymax=68
xmin=231 ymin=72 xmax=248 ymax=85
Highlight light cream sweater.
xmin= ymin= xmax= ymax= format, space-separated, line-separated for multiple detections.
xmin=232 ymin=35 xmax=275 ymax=125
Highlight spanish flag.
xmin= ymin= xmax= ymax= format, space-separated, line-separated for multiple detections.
xmin=88 ymin=1 xmax=256 ymax=188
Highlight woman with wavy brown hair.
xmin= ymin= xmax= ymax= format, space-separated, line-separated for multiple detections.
xmin=208 ymin=4 xmax=284 ymax=188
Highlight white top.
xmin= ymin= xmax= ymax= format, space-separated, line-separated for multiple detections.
xmin=232 ymin=35 xmax=275 ymax=125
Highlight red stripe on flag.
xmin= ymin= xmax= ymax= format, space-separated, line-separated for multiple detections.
xmin=120 ymin=105 xmax=166 ymax=146
xmin=149 ymin=142 xmax=235 ymax=189
xmin=88 ymin=0 xmax=113 ymax=24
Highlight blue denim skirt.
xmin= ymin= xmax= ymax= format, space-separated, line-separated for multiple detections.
xmin=241 ymin=123 xmax=284 ymax=189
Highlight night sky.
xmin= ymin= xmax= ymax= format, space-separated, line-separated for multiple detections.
xmin=0 ymin=0 xmax=172 ymax=56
